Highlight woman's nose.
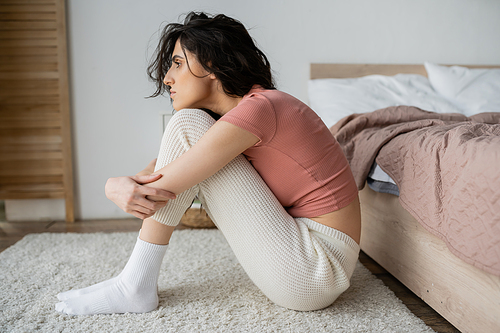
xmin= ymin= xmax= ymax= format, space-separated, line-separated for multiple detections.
xmin=163 ymin=70 xmax=173 ymax=86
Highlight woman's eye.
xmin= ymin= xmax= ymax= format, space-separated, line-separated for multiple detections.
xmin=174 ymin=61 xmax=181 ymax=68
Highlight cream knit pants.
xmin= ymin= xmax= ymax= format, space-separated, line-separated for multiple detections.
xmin=152 ymin=109 xmax=360 ymax=311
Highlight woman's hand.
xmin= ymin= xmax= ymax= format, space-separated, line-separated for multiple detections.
xmin=105 ymin=174 xmax=177 ymax=220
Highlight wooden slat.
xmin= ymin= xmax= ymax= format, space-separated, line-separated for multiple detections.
xmin=0 ymin=4 xmax=56 ymax=12
xmin=0 ymin=104 xmax=59 ymax=112
xmin=0 ymin=118 xmax=61 ymax=131
xmin=0 ymin=38 xmax=58 ymax=47
xmin=0 ymin=21 xmax=58 ymax=30
xmin=0 ymin=71 xmax=58 ymax=79
xmin=0 ymin=112 xmax=61 ymax=119
xmin=0 ymin=175 xmax=62 ymax=184
xmin=310 ymin=63 xmax=500 ymax=79
xmin=0 ymin=151 xmax=63 ymax=161
xmin=0 ymin=114 xmax=61 ymax=124
xmin=0 ymin=135 xmax=62 ymax=145
xmin=0 ymin=29 xmax=56 ymax=39
xmin=0 ymin=118 xmax=62 ymax=129
xmin=0 ymin=95 xmax=59 ymax=103
xmin=0 ymin=168 xmax=63 ymax=178
xmin=0 ymin=12 xmax=56 ymax=20
xmin=0 ymin=183 xmax=63 ymax=192
xmin=0 ymin=54 xmax=58 ymax=64
xmin=0 ymin=190 xmax=64 ymax=199
xmin=0 ymin=127 xmax=61 ymax=137
xmin=0 ymin=78 xmax=58 ymax=88
xmin=0 ymin=159 xmax=63 ymax=175
xmin=0 ymin=168 xmax=64 ymax=175
xmin=0 ymin=87 xmax=60 ymax=97
xmin=0 ymin=61 xmax=57 ymax=72
xmin=311 ymin=64 xmax=428 ymax=79
xmin=0 ymin=0 xmax=56 ymax=5
xmin=0 ymin=46 xmax=57 ymax=55
xmin=0 ymin=111 xmax=61 ymax=120
xmin=0 ymin=143 xmax=61 ymax=152
xmin=0 ymin=109 xmax=61 ymax=116
xmin=0 ymin=125 xmax=61 ymax=132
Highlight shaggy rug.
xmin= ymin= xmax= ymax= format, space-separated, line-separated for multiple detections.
xmin=0 ymin=229 xmax=434 ymax=332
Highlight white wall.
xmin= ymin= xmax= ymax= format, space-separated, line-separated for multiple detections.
xmin=61 ymin=0 xmax=500 ymax=220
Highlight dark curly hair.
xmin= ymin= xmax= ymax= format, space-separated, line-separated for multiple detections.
xmin=147 ymin=12 xmax=276 ymax=99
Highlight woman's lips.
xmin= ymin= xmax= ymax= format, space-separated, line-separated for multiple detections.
xmin=170 ymin=90 xmax=176 ymax=98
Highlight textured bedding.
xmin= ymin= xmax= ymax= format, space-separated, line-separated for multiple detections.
xmin=330 ymin=106 xmax=500 ymax=276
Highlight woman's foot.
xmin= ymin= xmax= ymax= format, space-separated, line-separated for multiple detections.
xmin=55 ymin=276 xmax=158 ymax=315
xmin=57 ymin=276 xmax=120 ymax=301
xmin=55 ymin=235 xmax=168 ymax=315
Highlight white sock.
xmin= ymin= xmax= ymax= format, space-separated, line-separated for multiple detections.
xmin=57 ymin=230 xmax=144 ymax=301
xmin=55 ymin=235 xmax=168 ymax=315
xmin=57 ymin=276 xmax=118 ymax=301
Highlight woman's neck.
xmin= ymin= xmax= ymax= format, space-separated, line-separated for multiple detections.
xmin=207 ymin=85 xmax=243 ymax=116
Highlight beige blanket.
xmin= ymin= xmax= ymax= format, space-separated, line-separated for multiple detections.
xmin=330 ymin=106 xmax=500 ymax=276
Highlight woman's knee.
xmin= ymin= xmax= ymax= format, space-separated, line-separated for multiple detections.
xmin=163 ymin=109 xmax=217 ymax=148
xmin=169 ymin=109 xmax=216 ymax=130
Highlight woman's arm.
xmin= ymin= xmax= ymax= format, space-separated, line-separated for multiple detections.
xmin=144 ymin=120 xmax=259 ymax=199
xmin=136 ymin=158 xmax=159 ymax=176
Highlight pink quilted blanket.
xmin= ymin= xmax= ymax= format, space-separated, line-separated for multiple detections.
xmin=330 ymin=106 xmax=500 ymax=276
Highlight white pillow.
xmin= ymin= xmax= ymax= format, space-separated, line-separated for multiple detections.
xmin=308 ymin=73 xmax=462 ymax=128
xmin=424 ymin=62 xmax=500 ymax=116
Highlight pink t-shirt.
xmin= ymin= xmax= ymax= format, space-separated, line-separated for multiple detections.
xmin=220 ymin=87 xmax=358 ymax=218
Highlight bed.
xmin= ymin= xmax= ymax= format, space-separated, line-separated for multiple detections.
xmin=309 ymin=63 xmax=500 ymax=333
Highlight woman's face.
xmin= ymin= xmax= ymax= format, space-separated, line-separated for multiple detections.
xmin=163 ymin=40 xmax=216 ymax=111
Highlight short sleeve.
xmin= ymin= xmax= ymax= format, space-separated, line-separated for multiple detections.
xmin=219 ymin=93 xmax=277 ymax=145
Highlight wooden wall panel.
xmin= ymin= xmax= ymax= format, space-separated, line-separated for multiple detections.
xmin=0 ymin=0 xmax=74 ymax=221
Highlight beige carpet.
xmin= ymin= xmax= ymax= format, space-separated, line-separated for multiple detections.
xmin=0 ymin=229 xmax=434 ymax=332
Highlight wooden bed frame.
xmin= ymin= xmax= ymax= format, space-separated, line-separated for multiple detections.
xmin=311 ymin=64 xmax=500 ymax=333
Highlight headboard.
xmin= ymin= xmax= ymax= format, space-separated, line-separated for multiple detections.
xmin=310 ymin=63 xmax=500 ymax=79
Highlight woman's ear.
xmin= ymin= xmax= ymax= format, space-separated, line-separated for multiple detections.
xmin=209 ymin=73 xmax=217 ymax=80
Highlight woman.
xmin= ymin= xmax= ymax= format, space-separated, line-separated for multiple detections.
xmin=55 ymin=12 xmax=361 ymax=315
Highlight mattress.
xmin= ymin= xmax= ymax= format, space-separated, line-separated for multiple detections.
xmin=367 ymin=163 xmax=399 ymax=196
